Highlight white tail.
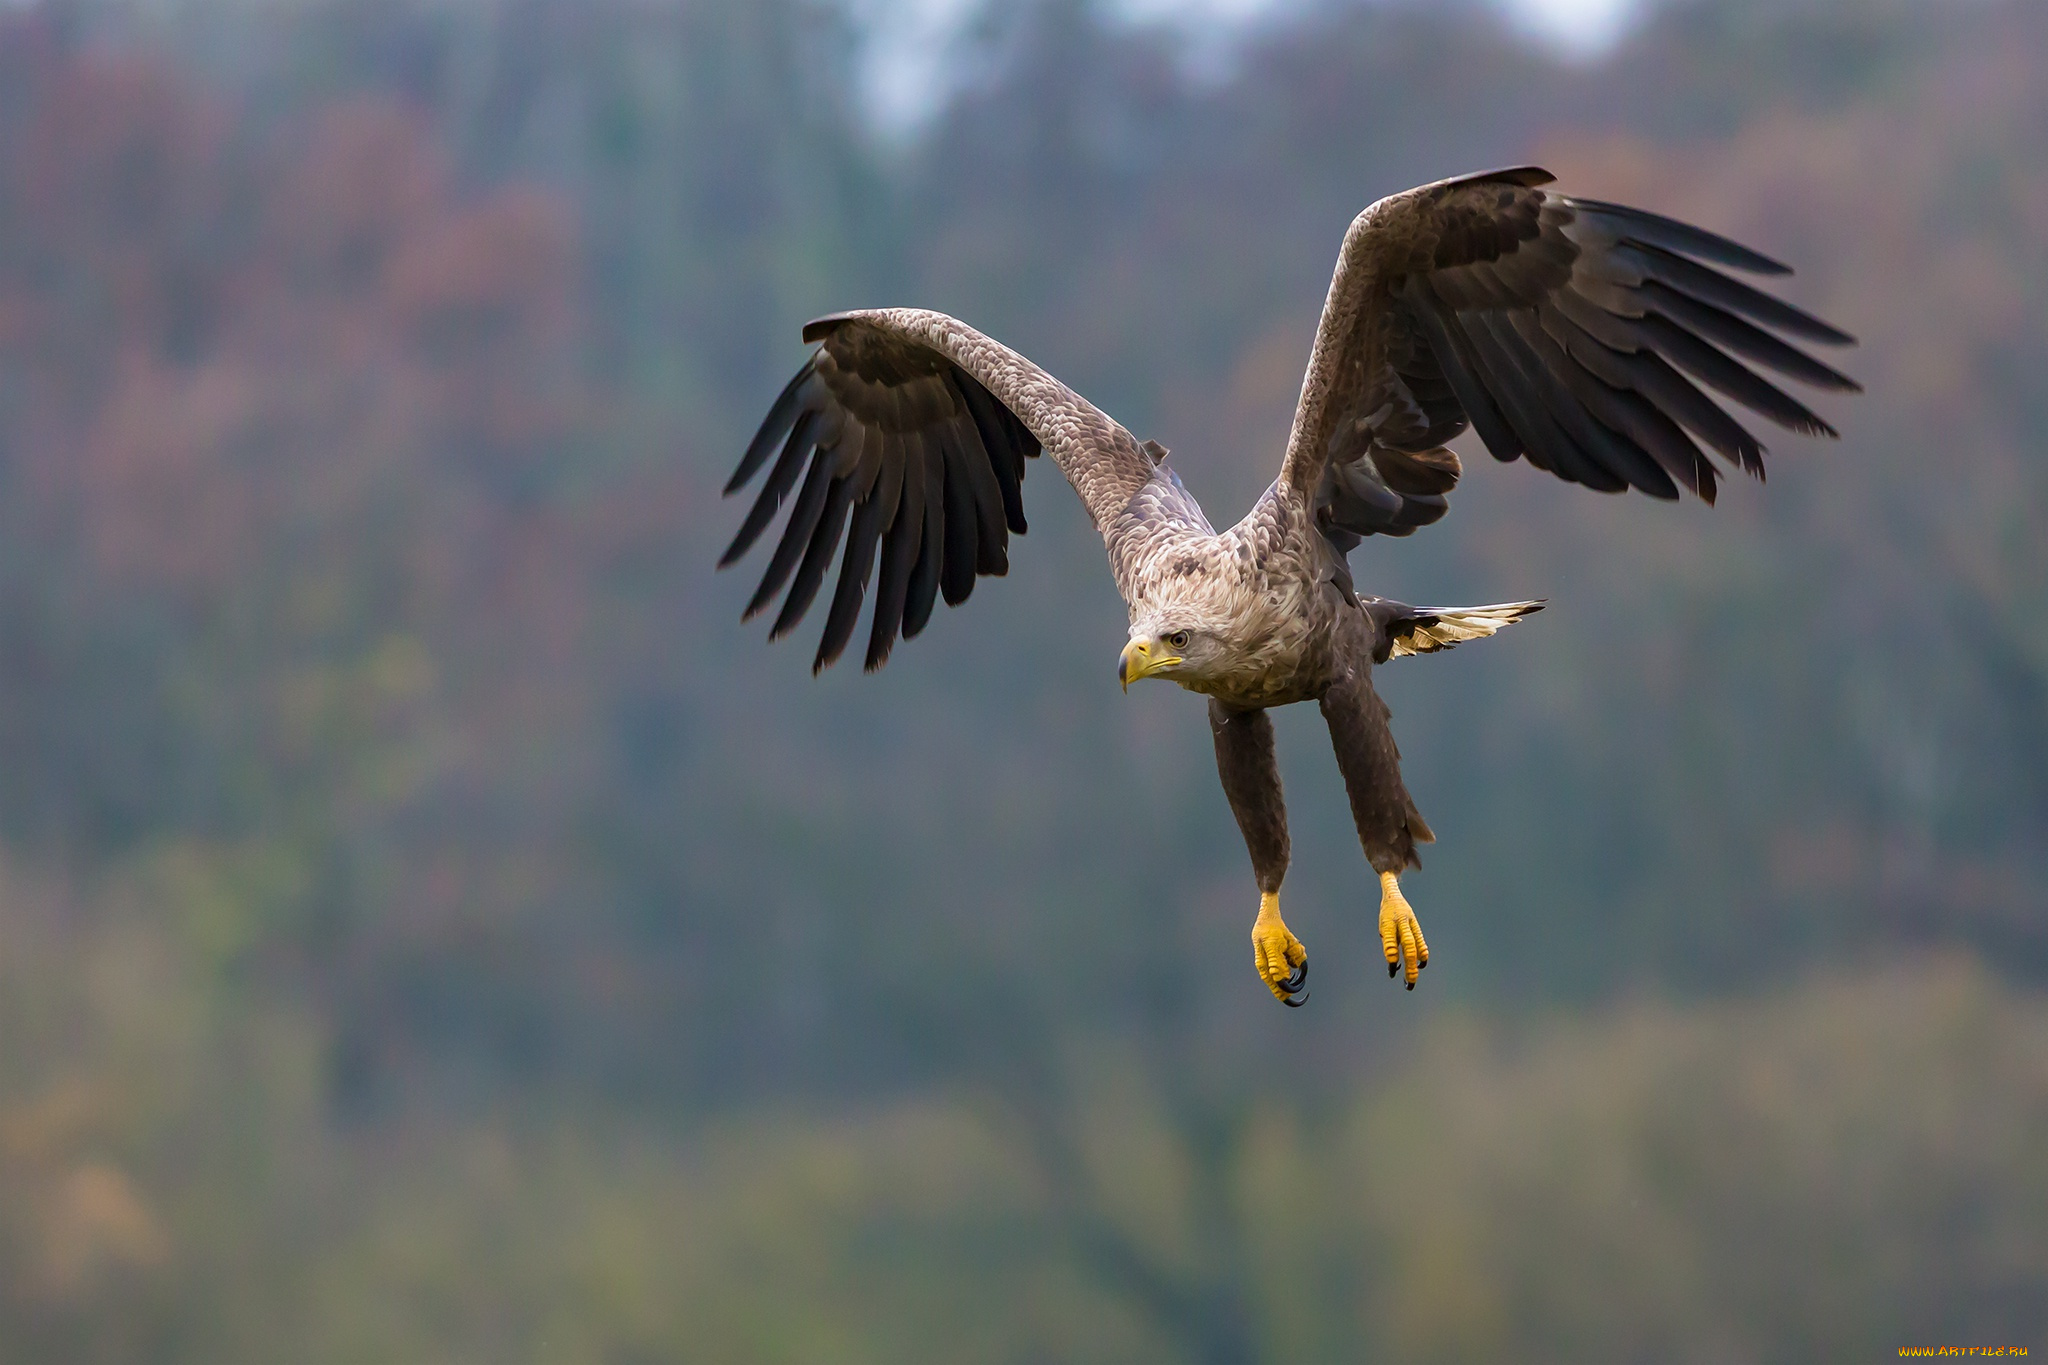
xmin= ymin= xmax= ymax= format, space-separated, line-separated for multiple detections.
xmin=1387 ymin=600 xmax=1545 ymax=659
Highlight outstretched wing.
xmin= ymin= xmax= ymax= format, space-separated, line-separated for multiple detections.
xmin=721 ymin=308 xmax=1160 ymax=673
xmin=1281 ymin=167 xmax=1859 ymax=541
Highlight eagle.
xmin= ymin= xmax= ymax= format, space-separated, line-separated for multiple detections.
xmin=719 ymin=167 xmax=1856 ymax=1004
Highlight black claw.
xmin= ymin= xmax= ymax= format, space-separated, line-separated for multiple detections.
xmin=1279 ymin=960 xmax=1308 ymax=994
xmin=1388 ymin=962 xmax=1398 ymax=978
xmin=1405 ymin=979 xmax=1415 ymax=991
xmin=1283 ymin=988 xmax=1310 ymax=1008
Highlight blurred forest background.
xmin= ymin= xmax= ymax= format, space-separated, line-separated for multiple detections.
xmin=0 ymin=0 xmax=2043 ymax=1359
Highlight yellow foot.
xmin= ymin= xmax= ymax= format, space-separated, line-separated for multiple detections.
xmin=1252 ymin=891 xmax=1309 ymax=1007
xmin=1379 ymin=871 xmax=1430 ymax=990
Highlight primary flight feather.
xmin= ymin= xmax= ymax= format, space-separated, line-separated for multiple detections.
xmin=721 ymin=167 xmax=1857 ymax=1004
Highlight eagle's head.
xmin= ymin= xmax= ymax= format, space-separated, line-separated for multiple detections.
xmin=1119 ymin=620 xmax=1202 ymax=691
xmin=1118 ymin=576 xmax=1278 ymax=694
xmin=1116 ymin=504 xmax=1321 ymax=696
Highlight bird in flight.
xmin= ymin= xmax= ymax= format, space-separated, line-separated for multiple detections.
xmin=720 ymin=167 xmax=1856 ymax=1004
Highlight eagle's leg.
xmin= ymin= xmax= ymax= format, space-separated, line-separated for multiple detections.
xmin=1209 ymin=699 xmax=1307 ymax=1006
xmin=1320 ymin=664 xmax=1434 ymax=989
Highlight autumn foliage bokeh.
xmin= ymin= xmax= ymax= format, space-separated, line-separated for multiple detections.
xmin=0 ymin=1 xmax=2043 ymax=1360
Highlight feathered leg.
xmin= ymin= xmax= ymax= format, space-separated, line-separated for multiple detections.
xmin=1320 ymin=660 xmax=1434 ymax=988
xmin=1209 ymin=700 xmax=1308 ymax=1006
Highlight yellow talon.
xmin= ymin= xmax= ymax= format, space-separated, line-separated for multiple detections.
xmin=1251 ymin=891 xmax=1309 ymax=1005
xmin=1379 ymin=870 xmax=1429 ymax=990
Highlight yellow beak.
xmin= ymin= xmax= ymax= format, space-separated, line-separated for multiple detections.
xmin=1118 ymin=637 xmax=1182 ymax=692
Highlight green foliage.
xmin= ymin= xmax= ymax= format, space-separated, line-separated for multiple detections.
xmin=3 ymin=864 xmax=2041 ymax=1360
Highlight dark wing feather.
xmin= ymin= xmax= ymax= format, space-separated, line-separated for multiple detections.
xmin=937 ymin=423 xmax=981 ymax=607
xmin=865 ymin=431 xmax=927 ymax=671
xmin=742 ymin=425 xmax=845 ymax=619
xmin=901 ymin=469 xmax=945 ymax=640
xmin=723 ymin=309 xmax=1158 ymax=672
xmin=724 ymin=358 xmax=816 ymax=495
xmin=771 ymin=475 xmax=853 ymax=640
xmin=1282 ymin=167 xmax=1858 ymax=539
xmin=722 ymin=407 xmax=822 ymax=567
xmin=957 ymin=373 xmax=1032 ymax=535
xmin=1559 ymin=197 xmax=1790 ymax=275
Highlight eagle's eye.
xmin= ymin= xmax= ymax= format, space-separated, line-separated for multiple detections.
xmin=1164 ymin=630 xmax=1191 ymax=650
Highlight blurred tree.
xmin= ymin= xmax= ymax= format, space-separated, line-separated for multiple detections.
xmin=0 ymin=0 xmax=2040 ymax=1355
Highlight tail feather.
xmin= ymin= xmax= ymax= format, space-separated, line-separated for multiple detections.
xmin=1375 ymin=599 xmax=1545 ymax=661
